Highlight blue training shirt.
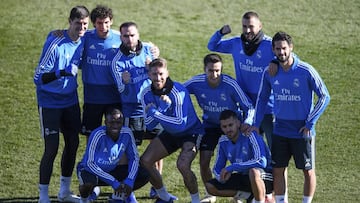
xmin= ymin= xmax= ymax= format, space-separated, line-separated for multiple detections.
xmin=184 ymin=74 xmax=255 ymax=128
xmin=77 ymin=125 xmax=139 ymax=189
xmin=255 ymin=55 xmax=330 ymax=138
xmin=140 ymin=81 xmax=204 ymax=136
xmin=213 ymin=132 xmax=272 ymax=181
xmin=34 ymin=30 xmax=83 ymax=108
xmin=111 ymin=42 xmax=155 ymax=118
xmin=81 ymin=29 xmax=121 ymax=104
xmin=208 ymin=30 xmax=274 ymax=114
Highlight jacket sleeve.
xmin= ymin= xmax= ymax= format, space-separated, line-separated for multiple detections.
xmin=226 ymin=133 xmax=267 ymax=173
xmin=212 ymin=136 xmax=228 ymax=181
xmin=254 ymin=69 xmax=272 ymax=128
xmin=123 ymin=129 xmax=140 ymax=188
xmin=305 ymin=67 xmax=331 ymax=130
xmin=146 ymin=88 xmax=191 ymax=134
xmin=207 ymin=30 xmax=233 ymax=54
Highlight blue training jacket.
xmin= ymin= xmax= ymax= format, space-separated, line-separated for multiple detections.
xmin=34 ymin=30 xmax=83 ymax=108
xmin=208 ymin=30 xmax=275 ymax=114
xmin=77 ymin=126 xmax=139 ymax=189
xmin=255 ymin=55 xmax=330 ymax=138
xmin=213 ymin=132 xmax=272 ymax=181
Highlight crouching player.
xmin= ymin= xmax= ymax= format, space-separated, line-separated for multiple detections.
xmin=205 ymin=110 xmax=273 ymax=203
xmin=76 ymin=108 xmax=149 ymax=203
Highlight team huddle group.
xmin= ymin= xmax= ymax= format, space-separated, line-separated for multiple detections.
xmin=33 ymin=4 xmax=330 ymax=203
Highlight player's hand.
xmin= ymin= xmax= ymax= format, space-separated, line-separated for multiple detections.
xmin=240 ymin=123 xmax=252 ymax=136
xmin=160 ymin=95 xmax=171 ymax=104
xmin=145 ymin=56 xmax=152 ymax=70
xmin=64 ymin=64 xmax=78 ymax=76
xmin=145 ymin=103 xmax=156 ymax=113
xmin=122 ymin=71 xmax=131 ymax=84
xmin=220 ymin=168 xmax=231 ymax=183
xmin=122 ymin=184 xmax=132 ymax=197
xmin=220 ymin=25 xmax=231 ymax=35
xmin=268 ymin=61 xmax=279 ymax=77
xmin=158 ymin=95 xmax=172 ymax=112
xmin=149 ymin=42 xmax=160 ymax=58
xmin=248 ymin=126 xmax=260 ymax=134
xmin=299 ymin=126 xmax=312 ymax=141
xmin=52 ymin=29 xmax=64 ymax=37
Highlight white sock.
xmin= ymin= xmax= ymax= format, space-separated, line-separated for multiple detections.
xmin=38 ymin=184 xmax=49 ymax=200
xmin=254 ymin=200 xmax=265 ymax=203
xmin=303 ymin=196 xmax=313 ymax=203
xmin=155 ymin=186 xmax=171 ymax=201
xmin=275 ymin=195 xmax=286 ymax=203
xmin=190 ymin=192 xmax=200 ymax=203
xmin=59 ymin=176 xmax=72 ymax=196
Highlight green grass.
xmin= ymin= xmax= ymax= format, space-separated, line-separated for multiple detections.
xmin=0 ymin=0 xmax=359 ymax=202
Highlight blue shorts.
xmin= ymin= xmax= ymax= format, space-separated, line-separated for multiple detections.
xmin=199 ymin=127 xmax=223 ymax=151
xmin=158 ymin=131 xmax=201 ymax=154
xmin=81 ymin=103 xmax=122 ymax=136
xmin=39 ymin=104 xmax=81 ymax=137
xmin=272 ymin=134 xmax=315 ymax=170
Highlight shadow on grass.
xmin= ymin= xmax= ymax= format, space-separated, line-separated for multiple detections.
xmin=0 ymin=193 xmax=154 ymax=202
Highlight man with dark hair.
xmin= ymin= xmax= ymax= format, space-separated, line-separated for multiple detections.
xmin=205 ymin=110 xmax=273 ymax=203
xmin=184 ymin=53 xmax=254 ymax=203
xmin=34 ymin=5 xmax=90 ymax=203
xmin=208 ymin=11 xmax=276 ymax=151
xmin=254 ymin=31 xmax=330 ymax=203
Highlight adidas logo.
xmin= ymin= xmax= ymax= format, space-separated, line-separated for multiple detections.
xmin=274 ymin=80 xmax=280 ymax=85
xmin=89 ymin=44 xmax=96 ymax=49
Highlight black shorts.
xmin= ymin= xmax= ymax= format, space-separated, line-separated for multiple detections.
xmin=124 ymin=117 xmax=145 ymax=146
xmin=272 ymin=134 xmax=315 ymax=170
xmin=199 ymin=128 xmax=223 ymax=151
xmin=208 ymin=169 xmax=273 ymax=194
xmin=77 ymin=165 xmax=149 ymax=190
xmin=81 ymin=103 xmax=122 ymax=136
xmin=39 ymin=104 xmax=81 ymax=137
xmin=158 ymin=131 xmax=201 ymax=155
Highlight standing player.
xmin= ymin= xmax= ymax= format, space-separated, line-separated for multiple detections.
xmin=205 ymin=110 xmax=273 ymax=203
xmin=111 ymin=21 xmax=162 ymax=200
xmin=183 ymin=53 xmax=255 ymax=203
xmin=33 ymin=5 xmax=89 ymax=203
xmin=254 ymin=31 xmax=330 ymax=203
xmin=111 ymin=21 xmax=157 ymax=146
xmin=80 ymin=5 xmax=122 ymax=140
xmin=207 ymin=11 xmax=275 ymax=149
xmin=140 ymin=58 xmax=203 ymax=203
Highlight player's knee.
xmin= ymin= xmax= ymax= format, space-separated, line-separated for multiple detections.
xmin=204 ymin=182 xmax=216 ymax=195
xmin=249 ymin=168 xmax=261 ymax=181
xmin=140 ymin=155 xmax=153 ymax=169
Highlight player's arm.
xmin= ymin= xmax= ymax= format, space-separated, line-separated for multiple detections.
xmin=305 ymin=68 xmax=331 ymax=130
xmin=254 ymin=72 xmax=272 ymax=128
xmin=207 ymin=25 xmax=233 ymax=53
xmin=213 ymin=136 xmax=228 ymax=182
xmin=146 ymin=90 xmax=190 ymax=134
xmin=226 ymin=133 xmax=267 ymax=172
xmin=123 ymin=128 xmax=140 ymax=189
